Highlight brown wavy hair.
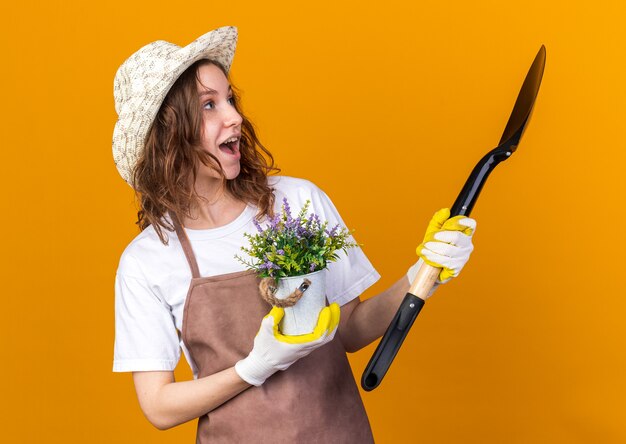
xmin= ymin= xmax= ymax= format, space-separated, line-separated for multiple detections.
xmin=132 ymin=59 xmax=280 ymax=245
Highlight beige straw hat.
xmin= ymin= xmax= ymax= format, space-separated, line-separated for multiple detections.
xmin=112 ymin=26 xmax=238 ymax=186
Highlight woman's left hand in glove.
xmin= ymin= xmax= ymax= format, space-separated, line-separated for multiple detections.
xmin=407 ymin=208 xmax=477 ymax=288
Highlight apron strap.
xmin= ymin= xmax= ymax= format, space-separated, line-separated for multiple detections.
xmin=169 ymin=211 xmax=201 ymax=279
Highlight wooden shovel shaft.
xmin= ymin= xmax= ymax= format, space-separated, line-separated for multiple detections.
xmin=409 ymin=262 xmax=441 ymax=300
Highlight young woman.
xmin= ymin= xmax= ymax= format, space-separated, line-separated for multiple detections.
xmin=112 ymin=26 xmax=477 ymax=443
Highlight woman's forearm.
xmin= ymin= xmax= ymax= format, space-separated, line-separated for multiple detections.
xmin=341 ymin=275 xmax=410 ymax=352
xmin=135 ymin=367 xmax=251 ymax=430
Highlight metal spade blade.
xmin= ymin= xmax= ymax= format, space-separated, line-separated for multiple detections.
xmin=499 ymin=45 xmax=546 ymax=149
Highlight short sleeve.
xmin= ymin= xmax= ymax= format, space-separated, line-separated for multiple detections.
xmin=308 ymin=184 xmax=380 ymax=306
xmin=113 ymin=255 xmax=181 ymax=372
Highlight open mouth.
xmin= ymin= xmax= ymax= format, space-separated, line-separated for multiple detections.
xmin=219 ymin=136 xmax=240 ymax=155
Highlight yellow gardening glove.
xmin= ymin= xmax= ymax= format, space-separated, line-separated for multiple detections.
xmin=415 ymin=208 xmax=477 ymax=283
xmin=235 ymin=304 xmax=340 ymax=386
xmin=269 ymin=304 xmax=341 ymax=344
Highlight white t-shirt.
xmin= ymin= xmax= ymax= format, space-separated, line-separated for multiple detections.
xmin=113 ymin=175 xmax=380 ymax=377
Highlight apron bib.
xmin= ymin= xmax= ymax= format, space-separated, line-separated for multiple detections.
xmin=171 ymin=214 xmax=374 ymax=443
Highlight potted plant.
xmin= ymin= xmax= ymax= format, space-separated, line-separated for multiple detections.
xmin=235 ymin=197 xmax=360 ymax=335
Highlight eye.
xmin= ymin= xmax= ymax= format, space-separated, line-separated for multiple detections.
xmin=203 ymin=101 xmax=215 ymax=110
xmin=227 ymin=96 xmax=236 ymax=106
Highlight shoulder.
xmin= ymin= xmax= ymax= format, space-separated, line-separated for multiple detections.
xmin=116 ymin=224 xmax=179 ymax=280
xmin=268 ymin=175 xmax=329 ymax=205
xmin=268 ymin=175 xmax=321 ymax=192
xmin=267 ymin=175 xmax=343 ymax=224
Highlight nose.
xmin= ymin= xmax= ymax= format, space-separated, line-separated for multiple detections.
xmin=223 ymin=105 xmax=243 ymax=128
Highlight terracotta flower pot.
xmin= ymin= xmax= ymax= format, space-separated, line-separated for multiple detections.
xmin=273 ymin=269 xmax=327 ymax=335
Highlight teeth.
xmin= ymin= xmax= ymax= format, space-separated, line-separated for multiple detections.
xmin=223 ymin=136 xmax=238 ymax=144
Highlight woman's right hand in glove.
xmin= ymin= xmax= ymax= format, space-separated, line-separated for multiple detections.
xmin=235 ymin=303 xmax=340 ymax=386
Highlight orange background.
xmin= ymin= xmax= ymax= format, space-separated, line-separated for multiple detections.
xmin=2 ymin=1 xmax=625 ymax=442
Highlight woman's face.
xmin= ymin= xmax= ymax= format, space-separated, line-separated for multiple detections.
xmin=196 ymin=63 xmax=243 ymax=182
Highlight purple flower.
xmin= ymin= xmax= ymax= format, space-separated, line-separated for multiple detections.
xmin=309 ymin=263 xmax=316 ymax=272
xmin=285 ymin=216 xmax=299 ymax=230
xmin=277 ymin=249 xmax=285 ymax=255
xmin=252 ymin=218 xmax=264 ymax=233
xmin=269 ymin=214 xmax=281 ymax=230
xmin=310 ymin=214 xmax=321 ymax=226
xmin=282 ymin=198 xmax=292 ymax=221
xmin=325 ymin=223 xmax=339 ymax=237
xmin=296 ymin=224 xmax=307 ymax=237
xmin=264 ymin=260 xmax=280 ymax=270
